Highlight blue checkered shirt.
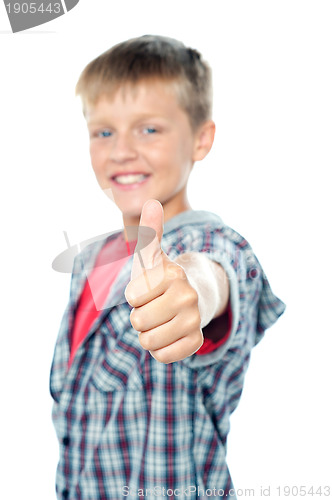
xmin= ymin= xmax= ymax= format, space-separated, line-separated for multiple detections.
xmin=50 ymin=209 xmax=285 ymax=499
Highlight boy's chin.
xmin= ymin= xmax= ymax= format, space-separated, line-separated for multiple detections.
xmin=102 ymin=188 xmax=145 ymax=223
xmin=102 ymin=188 xmax=145 ymax=209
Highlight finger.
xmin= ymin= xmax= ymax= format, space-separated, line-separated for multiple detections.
xmin=149 ymin=332 xmax=204 ymax=364
xmin=131 ymin=199 xmax=164 ymax=281
xmin=137 ymin=306 xmax=201 ymax=352
xmin=129 ymin=292 xmax=177 ymax=332
xmin=137 ymin=317 xmax=183 ymax=352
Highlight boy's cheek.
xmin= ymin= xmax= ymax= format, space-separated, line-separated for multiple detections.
xmin=89 ymin=144 xmax=106 ymax=166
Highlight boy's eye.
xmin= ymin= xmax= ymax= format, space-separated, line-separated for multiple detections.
xmin=97 ymin=130 xmax=112 ymax=138
xmin=143 ymin=127 xmax=157 ymax=135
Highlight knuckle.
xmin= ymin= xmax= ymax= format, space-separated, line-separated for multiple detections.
xmin=193 ymin=309 xmax=202 ymax=328
xmin=196 ymin=331 xmax=204 ymax=349
xmin=124 ymin=284 xmax=132 ymax=304
xmin=188 ymin=286 xmax=199 ymax=306
xmin=186 ymin=312 xmax=201 ymax=333
xmin=130 ymin=309 xmax=142 ymax=331
xmin=153 ymin=350 xmax=170 ymax=364
xmin=176 ymin=265 xmax=187 ymax=280
xmin=190 ymin=331 xmax=204 ymax=353
xmin=194 ymin=339 xmax=204 ymax=353
xmin=139 ymin=333 xmax=153 ymax=351
xmin=180 ymin=286 xmax=199 ymax=310
xmin=125 ymin=286 xmax=137 ymax=307
xmin=165 ymin=262 xmax=186 ymax=281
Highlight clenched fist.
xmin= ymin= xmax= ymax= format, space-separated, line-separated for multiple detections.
xmin=124 ymin=199 xmax=204 ymax=364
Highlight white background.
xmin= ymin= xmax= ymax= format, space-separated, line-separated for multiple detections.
xmin=0 ymin=1 xmax=331 ymax=499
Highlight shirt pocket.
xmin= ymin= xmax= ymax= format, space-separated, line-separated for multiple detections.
xmin=90 ymin=354 xmax=144 ymax=392
xmin=90 ymin=321 xmax=145 ymax=392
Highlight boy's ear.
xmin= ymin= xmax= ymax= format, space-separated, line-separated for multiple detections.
xmin=192 ymin=120 xmax=216 ymax=162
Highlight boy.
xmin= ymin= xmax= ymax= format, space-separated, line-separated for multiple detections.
xmin=50 ymin=35 xmax=285 ymax=499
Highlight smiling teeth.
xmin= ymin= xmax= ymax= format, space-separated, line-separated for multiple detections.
xmin=114 ymin=174 xmax=148 ymax=185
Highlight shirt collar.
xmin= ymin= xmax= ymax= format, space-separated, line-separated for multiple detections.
xmin=163 ymin=209 xmax=223 ymax=235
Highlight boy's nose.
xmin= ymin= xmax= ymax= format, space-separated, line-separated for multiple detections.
xmin=109 ymin=133 xmax=138 ymax=163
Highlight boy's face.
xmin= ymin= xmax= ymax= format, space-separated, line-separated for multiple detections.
xmin=86 ymin=79 xmax=214 ymax=227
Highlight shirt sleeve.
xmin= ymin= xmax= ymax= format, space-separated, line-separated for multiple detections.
xmin=164 ymin=224 xmax=286 ymax=368
xmin=196 ymin=303 xmax=232 ymax=355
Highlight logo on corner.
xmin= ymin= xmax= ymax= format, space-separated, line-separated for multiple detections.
xmin=3 ymin=0 xmax=80 ymax=33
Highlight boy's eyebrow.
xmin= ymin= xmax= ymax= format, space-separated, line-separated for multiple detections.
xmin=86 ymin=119 xmax=107 ymax=126
xmin=86 ymin=113 xmax=169 ymax=126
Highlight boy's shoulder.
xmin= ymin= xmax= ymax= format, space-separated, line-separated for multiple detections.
xmin=162 ymin=208 xmax=253 ymax=255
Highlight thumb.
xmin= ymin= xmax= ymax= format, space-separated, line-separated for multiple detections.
xmin=131 ymin=199 xmax=164 ymax=280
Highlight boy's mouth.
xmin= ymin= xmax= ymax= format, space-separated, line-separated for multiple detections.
xmin=111 ymin=173 xmax=151 ymax=186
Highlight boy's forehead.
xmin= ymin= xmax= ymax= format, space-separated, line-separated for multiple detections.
xmin=84 ymin=78 xmax=181 ymax=121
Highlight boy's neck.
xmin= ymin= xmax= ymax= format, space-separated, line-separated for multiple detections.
xmin=122 ymin=196 xmax=192 ymax=233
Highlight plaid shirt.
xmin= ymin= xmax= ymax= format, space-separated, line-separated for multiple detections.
xmin=50 ymin=209 xmax=285 ymax=500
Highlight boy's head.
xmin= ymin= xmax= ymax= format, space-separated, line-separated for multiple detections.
xmin=75 ymin=35 xmax=215 ymax=226
xmin=76 ymin=35 xmax=213 ymax=132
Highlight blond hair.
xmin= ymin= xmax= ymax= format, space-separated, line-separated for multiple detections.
xmin=75 ymin=35 xmax=213 ymax=131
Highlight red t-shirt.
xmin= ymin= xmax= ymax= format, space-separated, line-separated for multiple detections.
xmin=68 ymin=235 xmax=231 ymax=368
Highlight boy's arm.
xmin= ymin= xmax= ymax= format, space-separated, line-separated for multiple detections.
xmin=174 ymin=252 xmax=229 ymax=328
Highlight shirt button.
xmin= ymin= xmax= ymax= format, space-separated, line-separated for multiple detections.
xmin=62 ymin=436 xmax=70 ymax=446
xmin=249 ymin=267 xmax=258 ymax=279
xmin=62 ymin=489 xmax=69 ymax=498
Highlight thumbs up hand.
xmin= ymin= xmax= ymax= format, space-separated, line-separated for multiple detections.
xmin=124 ymin=199 xmax=203 ymax=364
